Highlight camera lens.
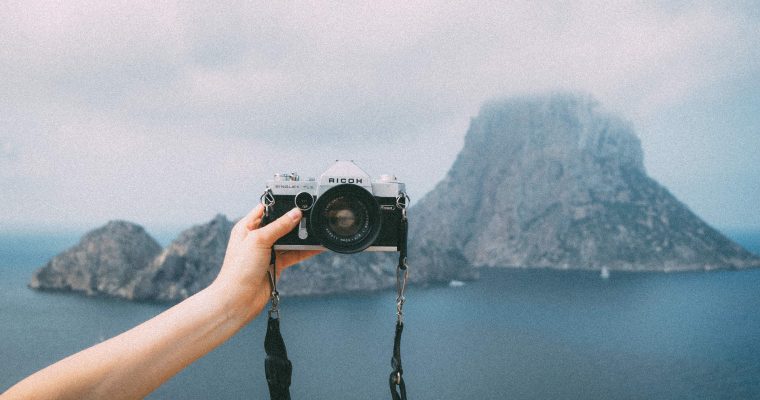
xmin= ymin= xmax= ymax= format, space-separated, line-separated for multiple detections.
xmin=311 ymin=184 xmax=382 ymax=253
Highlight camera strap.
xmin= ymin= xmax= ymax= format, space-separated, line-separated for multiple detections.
xmin=264 ymin=249 xmax=292 ymax=400
xmin=390 ymin=194 xmax=409 ymax=400
xmin=261 ymin=192 xmax=293 ymax=400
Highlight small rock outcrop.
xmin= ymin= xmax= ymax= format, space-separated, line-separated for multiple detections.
xmin=29 ymin=221 xmax=161 ymax=297
xmin=277 ymin=243 xmax=473 ymax=296
xmin=128 ymin=214 xmax=234 ymax=301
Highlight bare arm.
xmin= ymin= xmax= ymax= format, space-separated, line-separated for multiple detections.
xmin=3 ymin=205 xmax=319 ymax=400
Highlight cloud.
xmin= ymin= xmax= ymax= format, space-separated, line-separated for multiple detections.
xmin=1 ymin=1 xmax=759 ymax=230
xmin=6 ymin=2 xmax=756 ymax=132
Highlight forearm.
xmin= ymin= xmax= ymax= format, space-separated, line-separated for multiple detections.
xmin=3 ymin=205 xmax=308 ymax=400
xmin=3 ymin=281 xmax=258 ymax=400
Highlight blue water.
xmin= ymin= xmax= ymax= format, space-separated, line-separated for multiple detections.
xmin=2 ymin=232 xmax=760 ymax=399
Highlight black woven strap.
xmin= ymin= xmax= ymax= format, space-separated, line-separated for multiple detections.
xmin=260 ymin=208 xmax=291 ymax=400
xmin=389 ymin=321 xmax=407 ymax=400
xmin=265 ymin=316 xmax=292 ymax=400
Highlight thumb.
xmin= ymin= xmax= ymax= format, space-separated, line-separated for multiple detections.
xmin=253 ymin=208 xmax=302 ymax=247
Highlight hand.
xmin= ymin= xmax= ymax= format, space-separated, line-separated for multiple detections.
xmin=211 ymin=204 xmax=321 ymax=324
xmin=2 ymin=204 xmax=321 ymax=400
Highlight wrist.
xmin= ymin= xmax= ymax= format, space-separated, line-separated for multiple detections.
xmin=207 ymin=276 xmax=270 ymax=327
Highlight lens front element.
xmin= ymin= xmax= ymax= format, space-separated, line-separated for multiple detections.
xmin=311 ymin=184 xmax=381 ymax=253
xmin=325 ymin=197 xmax=368 ymax=239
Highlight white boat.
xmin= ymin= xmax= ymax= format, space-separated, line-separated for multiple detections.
xmin=600 ymin=267 xmax=610 ymax=279
xmin=448 ymin=280 xmax=465 ymax=287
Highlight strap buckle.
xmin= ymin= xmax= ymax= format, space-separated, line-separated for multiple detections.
xmin=395 ymin=263 xmax=408 ymax=323
xmin=396 ymin=192 xmax=410 ymax=220
xmin=267 ymin=251 xmax=280 ymax=319
xmin=261 ymin=188 xmax=275 ymax=217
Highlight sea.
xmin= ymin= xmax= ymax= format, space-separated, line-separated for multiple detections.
xmin=2 ymin=231 xmax=760 ymax=399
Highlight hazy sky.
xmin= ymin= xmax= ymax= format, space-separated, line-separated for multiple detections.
xmin=1 ymin=1 xmax=758 ymax=234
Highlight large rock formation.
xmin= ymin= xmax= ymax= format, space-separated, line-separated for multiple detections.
xmin=29 ymin=221 xmax=161 ymax=297
xmin=411 ymin=93 xmax=760 ymax=270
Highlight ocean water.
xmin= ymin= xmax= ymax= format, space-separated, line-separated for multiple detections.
xmin=1 ymin=232 xmax=760 ymax=399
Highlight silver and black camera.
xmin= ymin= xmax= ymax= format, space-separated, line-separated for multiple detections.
xmin=262 ymin=160 xmax=408 ymax=254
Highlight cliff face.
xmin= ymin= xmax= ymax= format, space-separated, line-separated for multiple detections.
xmin=411 ymin=93 xmax=760 ymax=270
xmin=29 ymin=221 xmax=161 ymax=297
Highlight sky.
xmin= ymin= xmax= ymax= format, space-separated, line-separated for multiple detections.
xmin=1 ymin=1 xmax=758 ymax=235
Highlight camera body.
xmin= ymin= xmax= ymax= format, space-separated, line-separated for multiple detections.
xmin=264 ymin=161 xmax=406 ymax=254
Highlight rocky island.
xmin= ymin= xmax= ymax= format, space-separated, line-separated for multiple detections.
xmin=29 ymin=221 xmax=162 ymax=297
xmin=30 ymin=93 xmax=760 ymax=302
xmin=412 ymin=93 xmax=760 ymax=270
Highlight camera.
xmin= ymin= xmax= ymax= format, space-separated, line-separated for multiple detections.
xmin=263 ymin=160 xmax=407 ymax=254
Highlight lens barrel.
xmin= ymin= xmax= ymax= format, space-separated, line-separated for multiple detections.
xmin=310 ymin=184 xmax=382 ymax=253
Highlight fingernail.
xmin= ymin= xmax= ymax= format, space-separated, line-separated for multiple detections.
xmin=287 ymin=208 xmax=302 ymax=221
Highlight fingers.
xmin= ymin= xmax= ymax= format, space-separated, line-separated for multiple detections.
xmin=276 ymin=249 xmax=323 ymax=269
xmin=243 ymin=204 xmax=265 ymax=231
xmin=232 ymin=204 xmax=265 ymax=239
xmin=251 ymin=208 xmax=302 ymax=247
